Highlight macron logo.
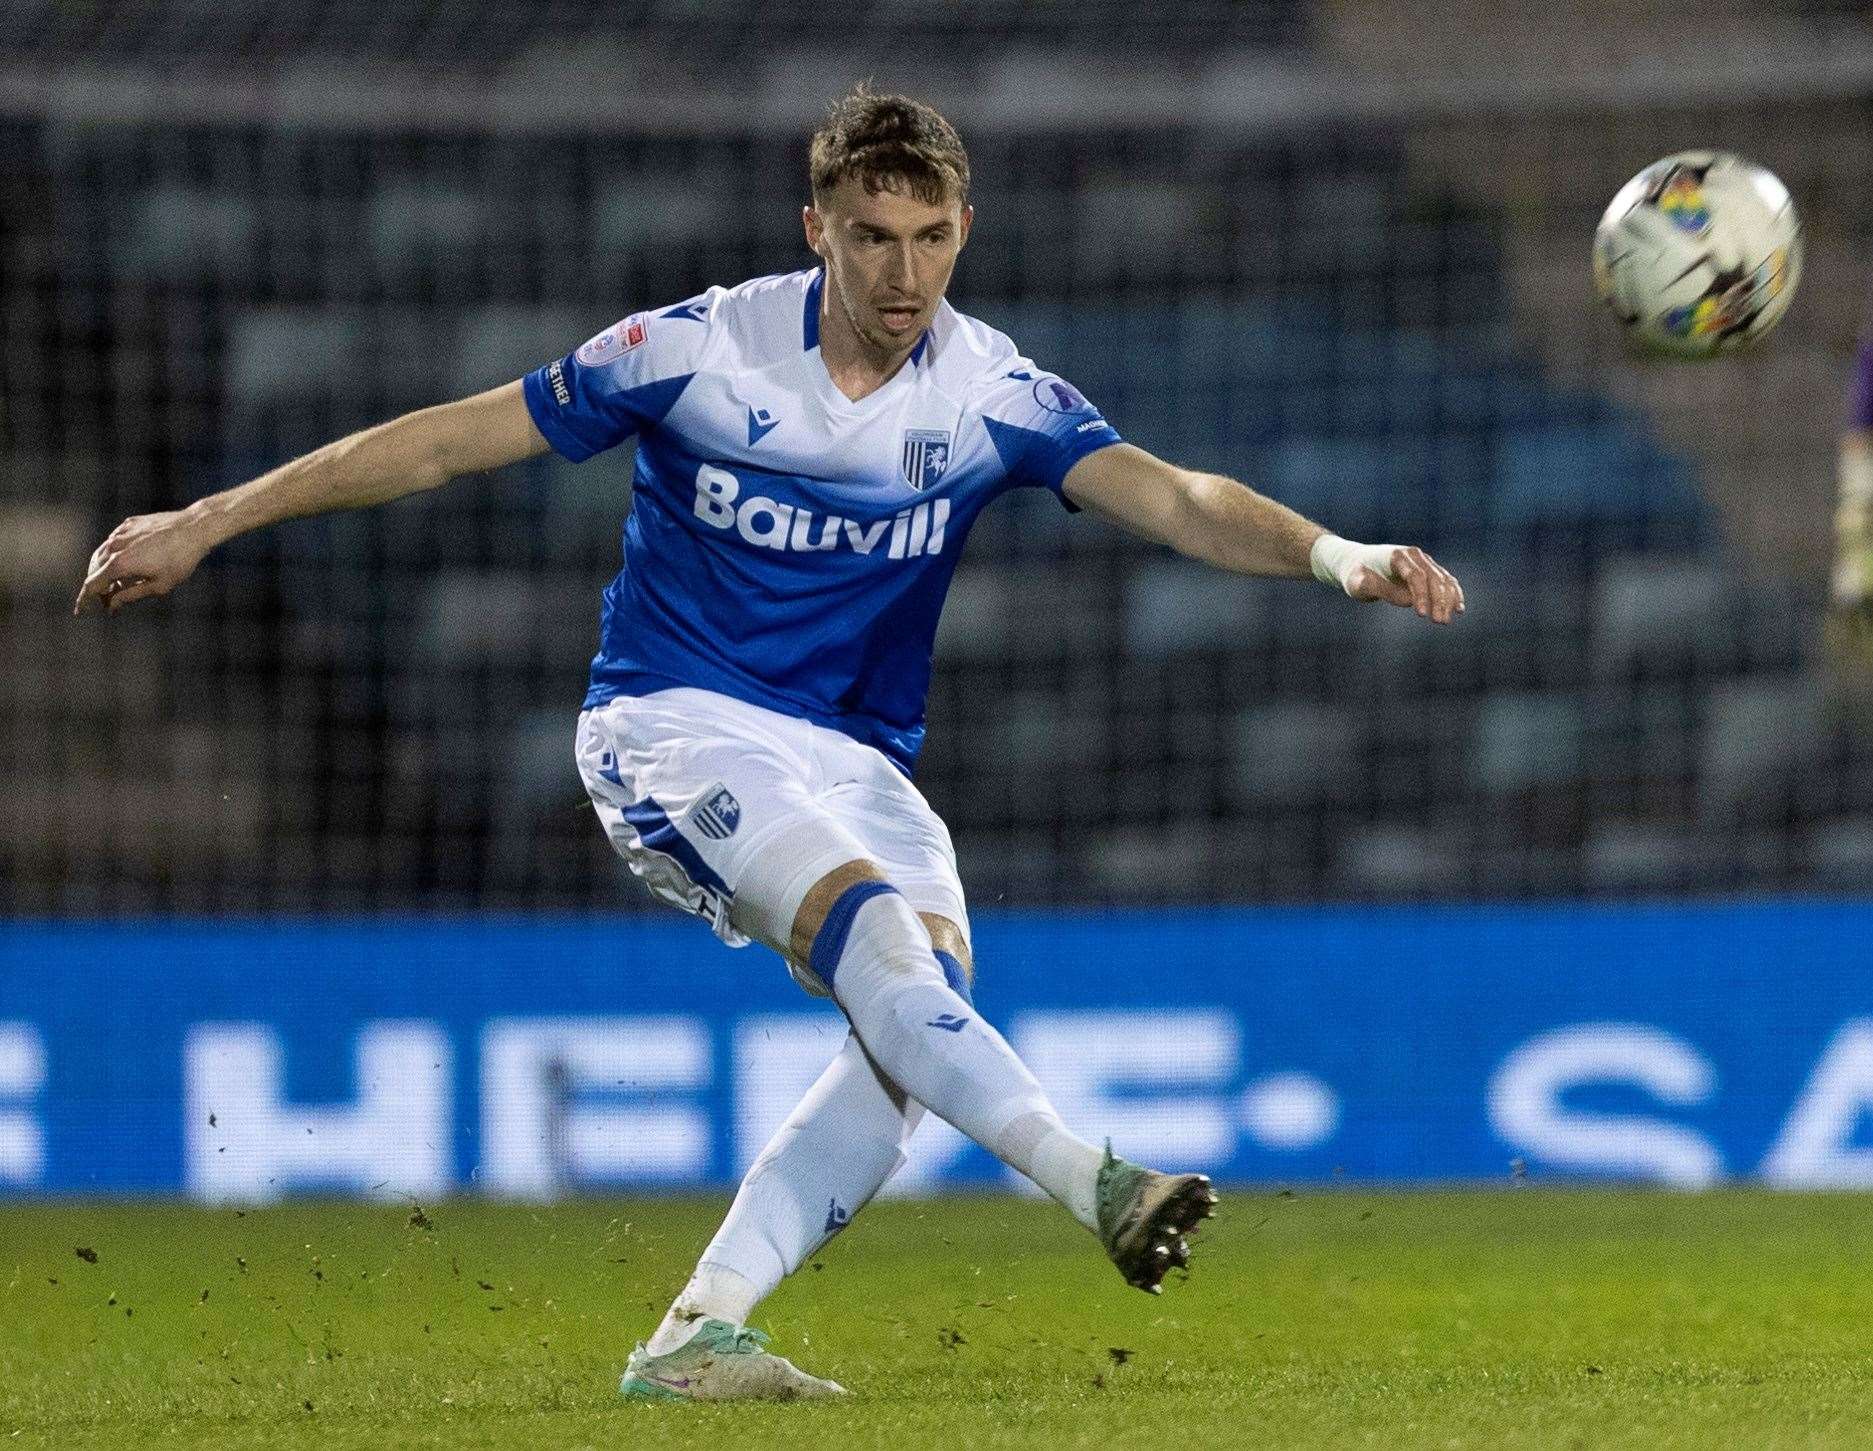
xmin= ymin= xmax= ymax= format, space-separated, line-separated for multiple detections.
xmin=926 ymin=1013 xmax=970 ymax=1033
xmin=747 ymin=406 xmax=780 ymax=446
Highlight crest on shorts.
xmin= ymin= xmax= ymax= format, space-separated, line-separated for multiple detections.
xmin=901 ymin=428 xmax=951 ymax=490
xmin=689 ymin=784 xmax=741 ymax=840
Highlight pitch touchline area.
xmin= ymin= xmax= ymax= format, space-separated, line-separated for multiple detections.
xmin=1 ymin=1190 xmax=1869 ymax=1450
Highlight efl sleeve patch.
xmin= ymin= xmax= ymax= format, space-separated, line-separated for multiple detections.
xmin=521 ymin=301 xmax=705 ymax=462
xmin=575 ymin=313 xmax=649 ymax=368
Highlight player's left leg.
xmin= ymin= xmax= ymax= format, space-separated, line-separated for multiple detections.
xmin=792 ymin=756 xmax=1216 ymax=1293
xmin=790 ymin=859 xmax=1216 ymax=1297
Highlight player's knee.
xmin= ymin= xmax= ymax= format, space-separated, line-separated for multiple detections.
xmin=790 ymin=859 xmax=890 ymax=968
xmin=919 ymin=912 xmax=974 ymax=1002
xmin=918 ymin=913 xmax=971 ymax=973
xmin=795 ymin=862 xmax=957 ymax=996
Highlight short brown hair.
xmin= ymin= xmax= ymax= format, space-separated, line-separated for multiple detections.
xmin=809 ymin=84 xmax=970 ymax=208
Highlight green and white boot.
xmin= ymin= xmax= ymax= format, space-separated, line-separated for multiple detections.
xmin=618 ymin=1318 xmax=847 ymax=1402
xmin=1094 ymin=1144 xmax=1218 ymax=1294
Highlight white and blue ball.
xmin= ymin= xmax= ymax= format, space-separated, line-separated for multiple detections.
xmin=1592 ymin=150 xmax=1801 ymax=359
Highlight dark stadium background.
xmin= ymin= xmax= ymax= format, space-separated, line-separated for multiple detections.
xmin=14 ymin=14 xmax=1873 ymax=1447
xmin=7 ymin=0 xmax=1871 ymax=916
xmin=4 ymin=0 xmax=1873 ymax=1202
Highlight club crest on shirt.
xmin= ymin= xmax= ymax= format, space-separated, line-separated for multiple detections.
xmin=688 ymin=784 xmax=741 ymax=840
xmin=901 ymin=428 xmax=951 ymax=490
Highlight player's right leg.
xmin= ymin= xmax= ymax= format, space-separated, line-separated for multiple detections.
xmin=579 ymin=693 xmax=885 ymax=1400
xmin=637 ymin=882 xmax=969 ymax=1368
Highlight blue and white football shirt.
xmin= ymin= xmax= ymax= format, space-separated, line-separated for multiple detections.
xmin=523 ymin=267 xmax=1122 ymax=773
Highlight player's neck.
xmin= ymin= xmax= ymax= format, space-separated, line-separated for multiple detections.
xmin=817 ymin=291 xmax=917 ymax=404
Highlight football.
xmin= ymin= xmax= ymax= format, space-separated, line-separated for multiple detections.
xmin=1592 ymin=150 xmax=1802 ymax=359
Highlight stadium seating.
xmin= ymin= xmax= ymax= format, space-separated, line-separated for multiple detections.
xmin=1231 ymin=701 xmax=1361 ymax=807
xmin=1336 ymin=823 xmax=1464 ymax=898
xmin=118 ymin=185 xmax=261 ymax=288
xmin=0 ymin=14 xmax=1857 ymax=913
xmin=1466 ymin=692 xmax=1588 ymax=797
xmin=363 ymin=184 xmax=490 ymax=289
xmin=1124 ymin=560 xmax=1265 ymax=656
xmin=1811 ymin=816 xmax=1873 ymax=888
xmin=1700 ymin=674 xmax=1832 ymax=823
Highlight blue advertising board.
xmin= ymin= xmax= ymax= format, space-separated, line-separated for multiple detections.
xmin=3 ymin=902 xmax=1872 ymax=1199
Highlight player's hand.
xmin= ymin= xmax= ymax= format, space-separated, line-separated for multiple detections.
xmin=73 ymin=510 xmax=212 ymax=616
xmin=1345 ymin=545 xmax=1466 ymax=625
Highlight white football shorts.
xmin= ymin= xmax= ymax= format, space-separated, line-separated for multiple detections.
xmin=575 ymin=687 xmax=969 ymax=995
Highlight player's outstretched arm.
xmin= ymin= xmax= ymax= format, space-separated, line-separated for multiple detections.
xmin=74 ymin=381 xmax=551 ymax=615
xmin=1061 ymin=442 xmax=1465 ymax=625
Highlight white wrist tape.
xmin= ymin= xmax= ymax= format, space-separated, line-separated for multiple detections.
xmin=1310 ymin=534 xmax=1401 ymax=596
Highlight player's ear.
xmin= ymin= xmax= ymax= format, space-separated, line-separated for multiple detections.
xmin=802 ymin=203 xmax=825 ymax=258
xmin=958 ymin=203 xmax=973 ymax=250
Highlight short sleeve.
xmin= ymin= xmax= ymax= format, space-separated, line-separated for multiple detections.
xmin=977 ymin=366 xmax=1124 ymax=509
xmin=521 ymin=296 xmax=712 ymax=462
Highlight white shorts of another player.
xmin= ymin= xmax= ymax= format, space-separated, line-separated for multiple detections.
xmin=575 ymin=687 xmax=969 ymax=998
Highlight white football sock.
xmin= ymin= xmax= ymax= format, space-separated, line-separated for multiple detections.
xmin=826 ymin=887 xmax=1103 ymax=1231
xmin=644 ymin=882 xmax=1106 ymax=1359
xmin=644 ymin=1029 xmax=922 ymax=1355
xmin=644 ymin=1261 xmax=761 ymax=1355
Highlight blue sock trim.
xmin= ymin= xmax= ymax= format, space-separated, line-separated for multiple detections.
xmin=809 ymin=880 xmax=900 ymax=989
xmin=933 ymin=949 xmax=972 ymax=1004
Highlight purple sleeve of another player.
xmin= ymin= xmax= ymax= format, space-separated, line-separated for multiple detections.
xmin=1849 ymin=338 xmax=1873 ymax=432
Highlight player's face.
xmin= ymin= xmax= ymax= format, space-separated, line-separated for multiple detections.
xmin=805 ymin=179 xmax=972 ymax=356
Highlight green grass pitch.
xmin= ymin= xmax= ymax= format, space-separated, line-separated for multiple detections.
xmin=3 ymin=1188 xmax=1871 ymax=1449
